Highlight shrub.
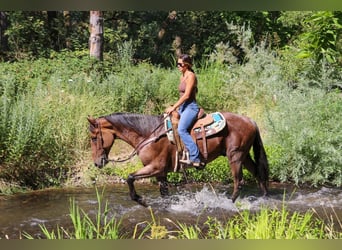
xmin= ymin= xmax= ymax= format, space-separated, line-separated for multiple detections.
xmin=266 ymin=88 xmax=342 ymax=186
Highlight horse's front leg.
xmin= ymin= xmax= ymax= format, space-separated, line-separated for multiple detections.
xmin=127 ymin=174 xmax=147 ymax=207
xmin=127 ymin=164 xmax=162 ymax=207
xmin=156 ymin=176 xmax=169 ymax=197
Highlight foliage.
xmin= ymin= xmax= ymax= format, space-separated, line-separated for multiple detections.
xmin=1 ymin=11 xmax=324 ymax=66
xmin=266 ymin=89 xmax=342 ymax=186
xmin=297 ymin=11 xmax=342 ymax=65
xmin=4 ymin=11 xmax=51 ymax=60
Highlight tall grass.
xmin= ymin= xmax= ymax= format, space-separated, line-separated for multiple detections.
xmin=226 ymin=207 xmax=324 ymax=239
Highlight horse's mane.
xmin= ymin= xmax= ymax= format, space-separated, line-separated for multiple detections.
xmin=103 ymin=112 xmax=164 ymax=137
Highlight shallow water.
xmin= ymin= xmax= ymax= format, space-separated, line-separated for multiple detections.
xmin=0 ymin=182 xmax=341 ymax=239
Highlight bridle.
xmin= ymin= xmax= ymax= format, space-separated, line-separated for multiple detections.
xmin=92 ymin=120 xmax=109 ymax=166
xmin=92 ymin=115 xmax=168 ymax=164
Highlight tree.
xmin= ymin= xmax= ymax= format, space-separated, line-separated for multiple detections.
xmin=89 ymin=11 xmax=104 ymax=61
xmin=297 ymin=11 xmax=342 ymax=64
xmin=63 ymin=11 xmax=71 ymax=49
xmin=0 ymin=12 xmax=8 ymax=57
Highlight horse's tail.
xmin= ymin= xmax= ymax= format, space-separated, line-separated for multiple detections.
xmin=253 ymin=124 xmax=269 ymax=185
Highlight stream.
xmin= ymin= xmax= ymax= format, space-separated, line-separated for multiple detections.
xmin=0 ymin=182 xmax=341 ymax=239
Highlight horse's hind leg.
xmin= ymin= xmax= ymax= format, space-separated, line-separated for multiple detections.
xmin=229 ymin=160 xmax=243 ymax=203
xmin=244 ymin=154 xmax=268 ymax=197
xmin=243 ymin=154 xmax=257 ymax=176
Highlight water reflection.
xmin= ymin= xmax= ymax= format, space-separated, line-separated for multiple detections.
xmin=0 ymin=182 xmax=341 ymax=238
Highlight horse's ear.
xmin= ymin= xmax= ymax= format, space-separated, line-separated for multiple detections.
xmin=87 ymin=116 xmax=96 ymax=125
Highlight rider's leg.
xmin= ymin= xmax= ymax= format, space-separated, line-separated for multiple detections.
xmin=178 ymin=102 xmax=200 ymax=163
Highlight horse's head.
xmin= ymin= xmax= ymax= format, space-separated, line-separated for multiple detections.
xmin=87 ymin=116 xmax=115 ymax=168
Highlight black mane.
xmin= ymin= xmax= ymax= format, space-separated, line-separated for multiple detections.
xmin=103 ymin=112 xmax=164 ymax=137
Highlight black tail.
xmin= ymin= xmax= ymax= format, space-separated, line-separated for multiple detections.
xmin=253 ymin=125 xmax=269 ymax=184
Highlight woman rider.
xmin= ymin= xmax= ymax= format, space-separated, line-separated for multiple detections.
xmin=165 ymin=54 xmax=203 ymax=167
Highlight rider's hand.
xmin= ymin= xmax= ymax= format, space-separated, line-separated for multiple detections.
xmin=165 ymin=106 xmax=175 ymax=115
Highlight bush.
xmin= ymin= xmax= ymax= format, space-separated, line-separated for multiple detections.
xmin=266 ymin=88 xmax=342 ymax=186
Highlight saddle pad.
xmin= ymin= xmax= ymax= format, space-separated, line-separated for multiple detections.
xmin=192 ymin=112 xmax=226 ymax=138
xmin=164 ymin=114 xmax=174 ymax=142
xmin=164 ymin=112 xmax=226 ymax=143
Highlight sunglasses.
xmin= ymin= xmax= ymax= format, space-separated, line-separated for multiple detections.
xmin=177 ymin=63 xmax=184 ymax=67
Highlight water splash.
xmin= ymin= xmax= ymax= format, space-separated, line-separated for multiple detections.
xmin=168 ymin=185 xmax=238 ymax=214
xmin=148 ymin=185 xmax=342 ymax=217
xmin=288 ymin=187 xmax=342 ymax=208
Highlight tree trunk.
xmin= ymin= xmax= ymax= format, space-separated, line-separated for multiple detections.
xmin=47 ymin=11 xmax=59 ymax=51
xmin=63 ymin=11 xmax=71 ymax=49
xmin=89 ymin=11 xmax=103 ymax=61
xmin=0 ymin=11 xmax=8 ymax=54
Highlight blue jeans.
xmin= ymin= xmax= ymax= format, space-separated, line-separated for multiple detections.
xmin=178 ymin=101 xmax=200 ymax=162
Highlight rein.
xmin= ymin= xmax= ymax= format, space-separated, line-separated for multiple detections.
xmin=103 ymin=115 xmax=169 ymax=163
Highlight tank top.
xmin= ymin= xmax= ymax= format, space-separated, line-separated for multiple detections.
xmin=178 ymin=74 xmax=198 ymax=102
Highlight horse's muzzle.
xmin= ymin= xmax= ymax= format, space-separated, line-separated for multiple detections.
xmin=94 ymin=155 xmax=108 ymax=168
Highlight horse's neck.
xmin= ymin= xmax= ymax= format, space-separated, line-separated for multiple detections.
xmin=115 ymin=128 xmax=145 ymax=149
xmin=107 ymin=113 xmax=162 ymax=149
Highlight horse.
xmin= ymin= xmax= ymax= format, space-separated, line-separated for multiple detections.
xmin=87 ymin=112 xmax=269 ymax=206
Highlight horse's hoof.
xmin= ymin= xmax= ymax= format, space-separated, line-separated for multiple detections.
xmin=262 ymin=193 xmax=269 ymax=200
xmin=138 ymin=200 xmax=148 ymax=207
xmin=160 ymin=192 xmax=170 ymax=197
xmin=231 ymin=195 xmax=238 ymax=203
xmin=136 ymin=197 xmax=148 ymax=207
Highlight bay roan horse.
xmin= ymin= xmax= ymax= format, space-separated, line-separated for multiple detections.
xmin=87 ymin=112 xmax=269 ymax=206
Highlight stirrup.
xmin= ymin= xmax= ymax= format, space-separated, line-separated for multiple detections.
xmin=179 ymin=159 xmax=192 ymax=165
xmin=179 ymin=159 xmax=206 ymax=169
xmin=193 ymin=161 xmax=206 ymax=170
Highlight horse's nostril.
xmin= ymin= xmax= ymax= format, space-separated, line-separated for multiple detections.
xmin=94 ymin=160 xmax=103 ymax=167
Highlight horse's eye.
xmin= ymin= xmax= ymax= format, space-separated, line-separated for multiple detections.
xmin=91 ymin=137 xmax=97 ymax=142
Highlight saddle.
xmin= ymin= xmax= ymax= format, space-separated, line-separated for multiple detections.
xmin=164 ymin=109 xmax=226 ymax=171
